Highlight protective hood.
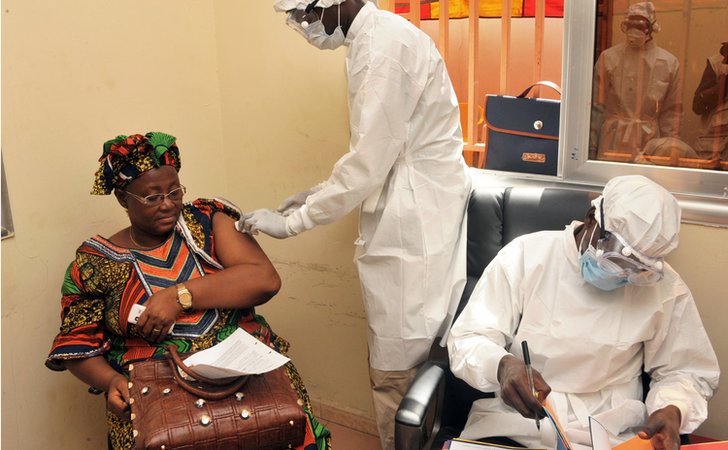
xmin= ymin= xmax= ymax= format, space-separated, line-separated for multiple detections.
xmin=626 ymin=1 xmax=661 ymax=32
xmin=273 ymin=0 xmax=346 ymax=12
xmin=592 ymin=175 xmax=680 ymax=260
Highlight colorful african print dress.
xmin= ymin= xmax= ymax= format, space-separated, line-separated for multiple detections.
xmin=47 ymin=198 xmax=331 ymax=450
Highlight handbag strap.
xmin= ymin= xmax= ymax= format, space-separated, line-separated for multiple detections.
xmin=166 ymin=346 xmax=250 ymax=395
xmin=167 ymin=345 xmax=235 ymax=386
xmin=166 ymin=355 xmax=250 ymax=400
xmin=517 ymin=81 xmax=562 ymax=99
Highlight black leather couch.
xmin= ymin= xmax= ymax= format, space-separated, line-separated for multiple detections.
xmin=394 ymin=184 xmax=599 ymax=450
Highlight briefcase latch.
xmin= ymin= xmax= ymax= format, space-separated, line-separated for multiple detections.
xmin=522 ymin=153 xmax=546 ymax=164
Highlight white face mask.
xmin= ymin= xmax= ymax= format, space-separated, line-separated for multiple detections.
xmin=304 ymin=5 xmax=345 ymax=50
xmin=625 ymin=29 xmax=649 ymax=48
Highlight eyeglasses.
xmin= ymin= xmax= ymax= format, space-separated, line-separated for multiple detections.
xmin=125 ymin=185 xmax=186 ymax=207
xmin=595 ymin=233 xmax=664 ymax=285
xmin=595 ymin=198 xmax=664 ymax=285
xmin=620 ymin=16 xmax=654 ymax=35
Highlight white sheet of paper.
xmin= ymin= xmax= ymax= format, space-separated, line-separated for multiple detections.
xmin=447 ymin=439 xmax=546 ymax=450
xmin=182 ymin=328 xmax=290 ymax=378
xmin=589 ymin=417 xmax=612 ymax=450
xmin=447 ymin=440 xmax=514 ymax=450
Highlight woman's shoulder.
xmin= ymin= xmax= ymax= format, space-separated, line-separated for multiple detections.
xmin=177 ymin=198 xmax=243 ymax=265
xmin=73 ymin=235 xmax=135 ymax=263
xmin=183 ymin=198 xmax=242 ymax=223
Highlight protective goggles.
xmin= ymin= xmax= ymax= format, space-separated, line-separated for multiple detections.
xmin=595 ymin=199 xmax=664 ymax=285
xmin=286 ymin=0 xmax=320 ymax=34
xmin=620 ymin=16 xmax=654 ymax=35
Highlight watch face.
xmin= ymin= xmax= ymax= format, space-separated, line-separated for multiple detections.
xmin=177 ymin=286 xmax=192 ymax=309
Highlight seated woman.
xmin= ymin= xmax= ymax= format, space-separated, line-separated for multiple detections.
xmin=46 ymin=132 xmax=331 ymax=450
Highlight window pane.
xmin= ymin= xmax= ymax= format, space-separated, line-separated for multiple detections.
xmin=589 ymin=0 xmax=728 ymax=170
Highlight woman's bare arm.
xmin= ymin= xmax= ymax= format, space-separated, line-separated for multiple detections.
xmin=138 ymin=212 xmax=282 ymax=340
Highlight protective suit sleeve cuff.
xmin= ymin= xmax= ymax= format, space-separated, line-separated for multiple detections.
xmin=286 ymin=205 xmax=317 ymax=236
xmin=483 ymin=348 xmax=509 ymax=386
xmin=647 ymin=390 xmax=701 ymax=433
xmin=311 ymin=181 xmax=327 ymax=193
xmin=650 ymin=399 xmax=690 ymax=433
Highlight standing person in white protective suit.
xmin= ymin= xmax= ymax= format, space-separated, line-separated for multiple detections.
xmin=448 ymin=175 xmax=719 ymax=450
xmin=238 ymin=1 xmax=472 ymax=449
xmin=590 ymin=2 xmax=682 ymax=161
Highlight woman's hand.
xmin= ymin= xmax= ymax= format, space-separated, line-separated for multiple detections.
xmin=137 ymin=287 xmax=181 ymax=342
xmin=66 ymin=356 xmax=133 ymax=421
xmin=106 ymin=373 xmax=131 ymax=420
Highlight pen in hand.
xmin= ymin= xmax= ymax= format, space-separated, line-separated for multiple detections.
xmin=521 ymin=340 xmax=541 ymax=430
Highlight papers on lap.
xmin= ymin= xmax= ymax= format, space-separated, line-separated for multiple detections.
xmin=598 ymin=417 xmax=727 ymax=450
xmin=544 ymin=401 xmax=572 ymax=450
xmin=444 ymin=438 xmax=546 ymax=450
xmin=445 ymin=404 xmax=726 ymax=450
xmin=681 ymin=443 xmax=728 ymax=450
xmin=182 ymin=328 xmax=290 ymax=378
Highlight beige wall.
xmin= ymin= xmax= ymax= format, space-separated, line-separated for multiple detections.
xmin=1 ymin=2 xmax=726 ymax=449
xmin=665 ymin=223 xmax=728 ymax=439
xmin=1 ymin=1 xmax=229 ymax=448
xmin=2 ymin=1 xmax=370 ymax=448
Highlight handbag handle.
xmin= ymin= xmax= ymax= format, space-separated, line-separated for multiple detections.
xmin=517 ymin=81 xmax=562 ymax=99
xmin=165 ymin=346 xmax=250 ymax=400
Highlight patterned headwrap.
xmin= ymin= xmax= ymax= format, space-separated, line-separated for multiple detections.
xmin=91 ymin=132 xmax=182 ymax=195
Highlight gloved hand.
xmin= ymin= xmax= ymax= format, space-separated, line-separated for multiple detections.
xmin=277 ymin=183 xmax=324 ymax=216
xmin=236 ymin=209 xmax=292 ymax=239
xmin=637 ymin=405 xmax=681 ymax=450
xmin=497 ymin=354 xmax=550 ymax=420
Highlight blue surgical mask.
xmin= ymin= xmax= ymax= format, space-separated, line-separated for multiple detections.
xmin=580 ymin=248 xmax=629 ymax=291
xmin=578 ymin=223 xmax=629 ymax=291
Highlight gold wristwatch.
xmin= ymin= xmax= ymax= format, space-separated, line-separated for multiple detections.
xmin=176 ymin=283 xmax=193 ymax=311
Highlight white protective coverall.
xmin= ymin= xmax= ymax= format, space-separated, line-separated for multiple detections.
xmin=447 ymin=224 xmax=719 ymax=448
xmin=590 ymin=41 xmax=681 ymax=159
xmin=285 ymin=1 xmax=472 ymax=371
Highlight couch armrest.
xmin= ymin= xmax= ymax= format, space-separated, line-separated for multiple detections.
xmin=395 ymin=360 xmax=447 ymax=450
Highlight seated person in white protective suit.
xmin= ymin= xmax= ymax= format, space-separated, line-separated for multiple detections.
xmin=448 ymin=175 xmax=719 ymax=450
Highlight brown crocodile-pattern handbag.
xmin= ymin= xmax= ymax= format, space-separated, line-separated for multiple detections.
xmin=128 ymin=346 xmax=306 ymax=450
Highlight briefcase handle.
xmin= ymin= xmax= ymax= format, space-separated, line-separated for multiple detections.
xmin=165 ymin=345 xmax=250 ymax=400
xmin=517 ymin=81 xmax=562 ymax=99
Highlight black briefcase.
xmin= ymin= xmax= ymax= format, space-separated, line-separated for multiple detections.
xmin=483 ymin=81 xmax=561 ymax=176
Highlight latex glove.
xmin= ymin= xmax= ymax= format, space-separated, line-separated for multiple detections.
xmin=638 ymin=405 xmax=681 ymax=450
xmin=277 ymin=183 xmax=324 ymax=216
xmin=237 ymin=209 xmax=292 ymax=239
xmin=497 ymin=354 xmax=550 ymax=420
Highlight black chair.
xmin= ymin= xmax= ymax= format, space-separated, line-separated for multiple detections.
xmin=394 ymin=184 xmax=599 ymax=450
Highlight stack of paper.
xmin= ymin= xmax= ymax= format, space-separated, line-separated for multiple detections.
xmin=445 ymin=439 xmax=545 ymax=450
xmin=445 ymin=404 xmax=726 ymax=450
xmin=182 ymin=328 xmax=290 ymax=379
